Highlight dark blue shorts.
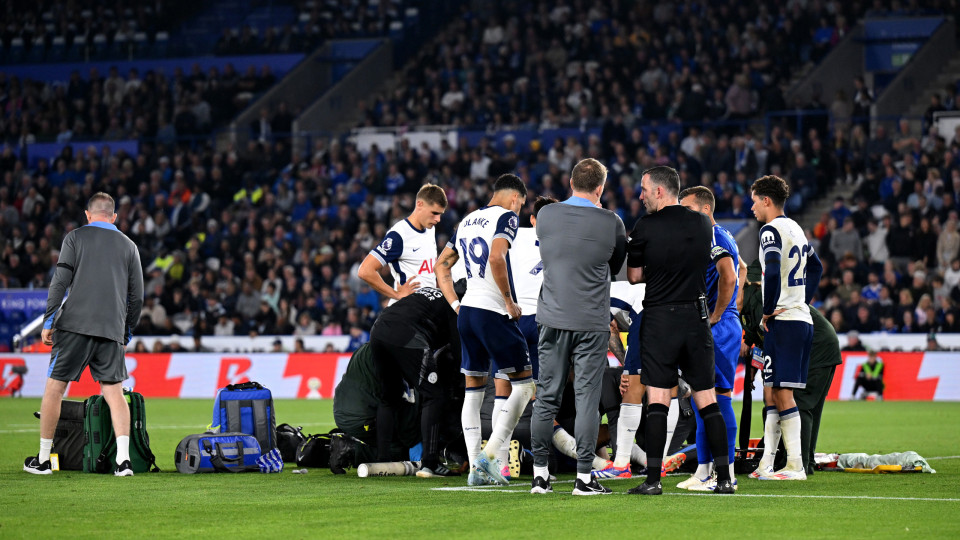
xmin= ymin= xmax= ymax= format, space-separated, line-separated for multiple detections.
xmin=762 ymin=319 xmax=813 ymax=389
xmin=712 ymin=314 xmax=742 ymax=391
xmin=516 ymin=314 xmax=539 ymax=380
xmin=458 ymin=306 xmax=531 ymax=377
xmin=623 ymin=311 xmax=643 ymax=376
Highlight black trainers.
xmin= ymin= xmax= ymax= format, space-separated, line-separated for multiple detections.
xmin=627 ymin=481 xmax=662 ymax=495
xmin=572 ymin=478 xmax=612 ymax=495
xmin=114 ymin=460 xmax=134 ymax=477
xmin=713 ymin=479 xmax=735 ymax=494
xmin=416 ymin=463 xmax=462 ymax=478
xmin=328 ymin=433 xmax=357 ymax=475
xmin=24 ymin=456 xmax=52 ymax=475
xmin=530 ymin=476 xmax=553 ymax=494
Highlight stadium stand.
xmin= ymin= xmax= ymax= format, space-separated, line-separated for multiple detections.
xmin=1 ymin=0 xmax=958 ymax=352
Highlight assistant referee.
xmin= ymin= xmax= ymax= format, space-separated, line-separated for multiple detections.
xmin=625 ymin=166 xmax=735 ymax=495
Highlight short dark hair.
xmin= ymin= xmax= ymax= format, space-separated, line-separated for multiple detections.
xmin=678 ymin=185 xmax=715 ymax=211
xmin=87 ymin=192 xmax=115 ymax=215
xmin=642 ymin=166 xmax=680 ymax=197
xmin=533 ymin=196 xmax=558 ymax=216
xmin=493 ymin=174 xmax=527 ymax=198
xmin=571 ymin=158 xmax=607 ymax=192
xmin=417 ymin=184 xmax=448 ymax=208
xmin=751 ymin=175 xmax=790 ymax=208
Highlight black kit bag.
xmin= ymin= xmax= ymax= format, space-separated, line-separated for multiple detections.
xmin=276 ymin=424 xmax=306 ymax=463
xmin=33 ymin=400 xmax=87 ymax=471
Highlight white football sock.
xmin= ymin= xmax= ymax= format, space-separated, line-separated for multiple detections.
xmin=728 ymin=462 xmax=736 ymax=480
xmin=780 ymin=408 xmax=802 ymax=470
xmin=694 ymin=462 xmax=713 ymax=480
xmin=116 ymin=435 xmax=131 ymax=465
xmin=462 ymin=388 xmax=485 ymax=467
xmin=664 ymin=398 xmax=680 ymax=457
xmin=490 ymin=396 xmax=511 ymax=465
xmin=577 ymin=472 xmax=592 ymax=484
xmin=39 ymin=438 xmax=53 ymax=463
xmin=760 ymin=407 xmax=781 ymax=466
xmin=534 ymin=465 xmax=550 ymax=481
xmin=552 ymin=426 xmax=578 ymax=459
xmin=614 ymin=403 xmax=642 ymax=467
xmin=484 ymin=379 xmax=534 ymax=459
xmin=631 ymin=444 xmax=647 ymax=467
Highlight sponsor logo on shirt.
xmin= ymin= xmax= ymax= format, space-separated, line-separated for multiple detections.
xmin=760 ymin=231 xmax=776 ymax=247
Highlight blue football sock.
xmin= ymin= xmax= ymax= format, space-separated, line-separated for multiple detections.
xmin=693 ymin=403 xmax=712 ymax=465
xmin=718 ymin=394 xmax=738 ymax=465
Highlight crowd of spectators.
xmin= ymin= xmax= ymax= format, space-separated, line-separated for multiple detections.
xmin=807 ymin=79 xmax=960 ymax=338
xmin=215 ymin=0 xmax=411 ymax=56
xmin=2 ymin=92 xmax=959 ymax=351
xmin=363 ymin=0 xmax=861 ymax=131
xmin=0 ymin=0 xmax=202 ymax=61
xmin=1 ymin=0 xmax=959 ymax=351
xmin=0 ymin=62 xmax=279 ymax=145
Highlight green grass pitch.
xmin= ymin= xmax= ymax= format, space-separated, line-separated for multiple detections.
xmin=1 ymin=398 xmax=957 ymax=539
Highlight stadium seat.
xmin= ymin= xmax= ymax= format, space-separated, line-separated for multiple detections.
xmin=67 ymin=35 xmax=86 ymax=61
xmin=112 ymin=34 xmax=129 ymax=60
xmin=8 ymin=37 xmax=25 ymax=63
xmin=91 ymin=33 xmax=108 ymax=60
xmin=49 ymin=36 xmax=67 ymax=62
xmin=26 ymin=36 xmax=46 ymax=62
xmin=153 ymin=32 xmax=170 ymax=58
xmin=132 ymin=32 xmax=149 ymax=57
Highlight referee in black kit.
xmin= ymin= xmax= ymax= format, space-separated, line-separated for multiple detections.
xmin=625 ymin=166 xmax=735 ymax=495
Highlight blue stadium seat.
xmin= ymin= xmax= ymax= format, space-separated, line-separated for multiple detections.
xmin=90 ymin=33 xmax=108 ymax=60
xmin=132 ymin=32 xmax=149 ymax=58
xmin=48 ymin=36 xmax=67 ymax=61
xmin=67 ymin=35 xmax=86 ymax=61
xmin=153 ymin=32 xmax=169 ymax=58
xmin=26 ymin=36 xmax=47 ymax=62
xmin=8 ymin=37 xmax=25 ymax=63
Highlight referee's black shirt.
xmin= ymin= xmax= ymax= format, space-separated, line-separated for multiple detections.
xmin=627 ymin=205 xmax=714 ymax=309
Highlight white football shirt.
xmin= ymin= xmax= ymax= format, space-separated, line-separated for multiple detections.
xmin=759 ymin=215 xmax=813 ymax=324
xmin=370 ymin=218 xmax=438 ymax=304
xmin=448 ymin=205 xmax=519 ymax=315
xmin=509 ymin=227 xmax=542 ymax=315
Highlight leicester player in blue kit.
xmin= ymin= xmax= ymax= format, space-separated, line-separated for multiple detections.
xmin=678 ymin=186 xmax=747 ymax=491
xmin=749 ymin=175 xmax=823 ymax=481
xmin=435 ymin=174 xmax=534 ymax=486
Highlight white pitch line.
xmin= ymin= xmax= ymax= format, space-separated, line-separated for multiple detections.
xmin=926 ymin=455 xmax=960 ymax=460
xmin=431 ymin=486 xmax=960 ymax=502
xmin=0 ymin=421 xmax=336 ymax=435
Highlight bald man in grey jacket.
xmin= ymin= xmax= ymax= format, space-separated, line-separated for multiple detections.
xmin=530 ymin=158 xmax=627 ymax=495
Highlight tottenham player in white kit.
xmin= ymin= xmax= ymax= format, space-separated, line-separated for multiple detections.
xmin=750 ymin=175 xmax=823 ymax=480
xmin=435 ymin=174 xmax=535 ymax=486
xmin=483 ymin=196 xmax=558 ymax=479
xmin=358 ymin=184 xmax=448 ymax=304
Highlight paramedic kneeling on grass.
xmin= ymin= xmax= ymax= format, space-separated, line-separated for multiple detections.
xmin=25 ymin=193 xmax=143 ymax=477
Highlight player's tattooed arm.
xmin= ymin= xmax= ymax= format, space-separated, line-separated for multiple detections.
xmin=608 ymin=320 xmax=625 ymax=365
xmin=435 ymin=246 xmax=460 ymax=310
